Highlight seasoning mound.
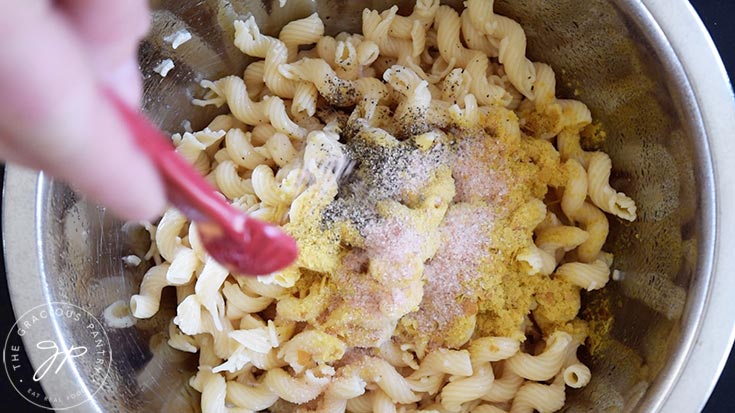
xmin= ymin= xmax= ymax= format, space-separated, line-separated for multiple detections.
xmin=283 ymin=108 xmax=572 ymax=352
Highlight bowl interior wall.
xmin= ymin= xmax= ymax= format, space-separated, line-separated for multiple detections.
xmin=33 ymin=1 xmax=705 ymax=411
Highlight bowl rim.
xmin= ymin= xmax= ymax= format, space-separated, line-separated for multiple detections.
xmin=3 ymin=0 xmax=735 ymax=411
xmin=638 ymin=0 xmax=735 ymax=411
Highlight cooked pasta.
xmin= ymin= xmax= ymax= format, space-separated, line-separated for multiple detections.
xmin=263 ymin=368 xmax=330 ymax=404
xmin=535 ymin=225 xmax=589 ymax=257
xmin=191 ymin=368 xmax=228 ymax=413
xmin=555 ymin=259 xmax=611 ymax=291
xmin=570 ymin=202 xmax=610 ymax=263
xmin=166 ymin=247 xmax=199 ymax=285
xmin=227 ymin=379 xmax=279 ymax=411
xmin=460 ymin=9 xmax=498 ymax=58
xmin=130 ymin=264 xmax=171 ymax=319
xmin=561 ymin=159 xmax=588 ymax=218
xmin=440 ymin=364 xmax=495 ymax=411
xmin=243 ymin=60 xmax=266 ymax=98
xmin=505 ymin=331 xmax=572 ymax=381
xmin=435 ymin=5 xmax=482 ymax=68
xmin=468 ymin=337 xmax=521 ymax=363
xmin=509 ymin=375 xmax=566 ymax=413
xmin=372 ymin=389 xmax=398 ymax=413
xmin=362 ymin=7 xmax=415 ymax=59
xmin=103 ymin=299 xmax=137 ymax=329
xmin=587 ymin=151 xmax=638 ymax=221
xmin=482 ymin=367 xmax=524 ymax=403
xmin=346 ymin=393 xmax=373 ymax=413
xmin=214 ymin=160 xmax=253 ymax=200
xmin=389 ymin=0 xmax=438 ymax=39
xmin=131 ymin=2 xmax=637 ymax=412
xmin=278 ymin=13 xmax=325 ymax=61
xmin=167 ymin=319 xmax=197 ymax=353
xmin=562 ymin=338 xmax=592 ymax=389
xmin=410 ymin=348 xmax=473 ymax=378
xmin=473 ymin=405 xmax=510 ymax=413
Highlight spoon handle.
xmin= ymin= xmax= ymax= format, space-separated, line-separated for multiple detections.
xmin=105 ymin=90 xmax=298 ymax=275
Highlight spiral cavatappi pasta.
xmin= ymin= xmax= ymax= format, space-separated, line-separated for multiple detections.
xmin=132 ymin=2 xmax=637 ymax=412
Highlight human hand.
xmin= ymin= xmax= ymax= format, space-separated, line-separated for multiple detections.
xmin=0 ymin=0 xmax=166 ymax=220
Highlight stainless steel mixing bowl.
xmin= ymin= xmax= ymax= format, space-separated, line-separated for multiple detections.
xmin=4 ymin=0 xmax=735 ymax=411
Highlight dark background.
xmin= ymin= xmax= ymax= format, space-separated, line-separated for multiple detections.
xmin=1 ymin=1 xmax=734 ymax=411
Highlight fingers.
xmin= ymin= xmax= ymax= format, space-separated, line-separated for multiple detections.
xmin=58 ymin=0 xmax=150 ymax=105
xmin=57 ymin=0 xmax=150 ymax=68
xmin=0 ymin=3 xmax=166 ymax=221
xmin=99 ymin=57 xmax=145 ymax=110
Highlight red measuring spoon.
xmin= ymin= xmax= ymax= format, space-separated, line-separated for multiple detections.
xmin=106 ymin=90 xmax=298 ymax=276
